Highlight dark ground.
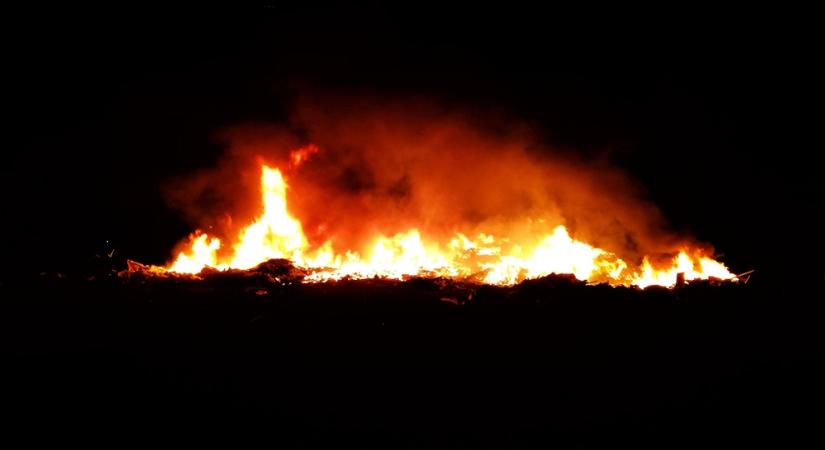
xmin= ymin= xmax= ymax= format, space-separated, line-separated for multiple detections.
xmin=2 ymin=3 xmax=823 ymax=448
xmin=2 ymin=272 xmax=824 ymax=448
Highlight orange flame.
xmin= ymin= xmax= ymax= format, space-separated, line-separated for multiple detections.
xmin=289 ymin=144 xmax=319 ymax=168
xmin=167 ymin=164 xmax=736 ymax=287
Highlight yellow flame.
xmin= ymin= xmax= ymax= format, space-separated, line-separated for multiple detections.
xmin=632 ymin=252 xmax=737 ymax=288
xmin=168 ymin=233 xmax=221 ymax=274
xmin=229 ymin=167 xmax=308 ymax=269
xmin=167 ymin=165 xmax=736 ymax=287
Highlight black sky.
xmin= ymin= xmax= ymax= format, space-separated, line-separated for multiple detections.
xmin=3 ymin=3 xmax=822 ymax=281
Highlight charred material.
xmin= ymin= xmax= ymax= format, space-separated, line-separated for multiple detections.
xmin=2 ymin=264 xmax=820 ymax=449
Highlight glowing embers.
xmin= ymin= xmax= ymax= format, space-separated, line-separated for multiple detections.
xmin=167 ymin=164 xmax=735 ymax=287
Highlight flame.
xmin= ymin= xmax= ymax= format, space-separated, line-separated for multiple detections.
xmin=230 ymin=167 xmax=308 ymax=269
xmin=167 ymin=163 xmax=735 ymax=287
xmin=168 ymin=233 xmax=221 ymax=273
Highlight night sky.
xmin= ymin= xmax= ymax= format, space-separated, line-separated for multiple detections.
xmin=4 ymin=3 xmax=822 ymax=281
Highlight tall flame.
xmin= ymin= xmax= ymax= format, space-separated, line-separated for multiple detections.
xmin=167 ymin=164 xmax=735 ymax=287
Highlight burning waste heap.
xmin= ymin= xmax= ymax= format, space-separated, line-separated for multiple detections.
xmin=134 ymin=97 xmax=739 ymax=289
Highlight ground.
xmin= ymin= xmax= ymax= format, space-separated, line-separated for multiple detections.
xmin=2 ymin=274 xmax=823 ymax=448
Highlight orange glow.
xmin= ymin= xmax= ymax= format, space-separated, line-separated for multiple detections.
xmin=166 ymin=163 xmax=736 ymax=287
xmin=289 ymin=144 xmax=319 ymax=168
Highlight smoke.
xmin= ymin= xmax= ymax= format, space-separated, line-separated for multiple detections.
xmin=164 ymin=92 xmax=703 ymax=265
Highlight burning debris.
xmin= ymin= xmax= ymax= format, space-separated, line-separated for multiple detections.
xmin=153 ymin=99 xmax=739 ymax=288
xmin=122 ymin=258 xmax=307 ymax=287
xmin=122 ymin=255 xmax=743 ymax=298
xmin=158 ymin=164 xmax=737 ymax=288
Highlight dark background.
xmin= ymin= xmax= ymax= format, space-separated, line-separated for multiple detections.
xmin=2 ymin=3 xmax=823 ymax=448
xmin=4 ymin=3 xmax=821 ymax=279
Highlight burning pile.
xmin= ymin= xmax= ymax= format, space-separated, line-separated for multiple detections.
xmin=156 ymin=98 xmax=737 ymax=288
xmin=165 ymin=164 xmax=733 ymax=288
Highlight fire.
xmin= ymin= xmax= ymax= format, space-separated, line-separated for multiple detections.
xmin=168 ymin=233 xmax=221 ymax=273
xmin=167 ymin=163 xmax=736 ymax=287
xmin=632 ymin=253 xmax=738 ymax=289
xmin=230 ymin=167 xmax=308 ymax=269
